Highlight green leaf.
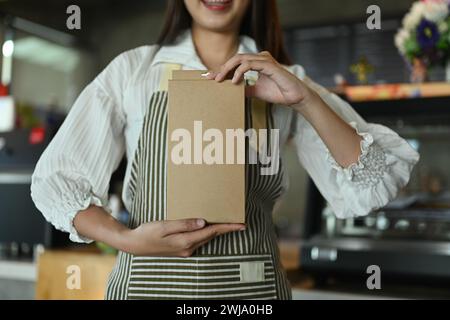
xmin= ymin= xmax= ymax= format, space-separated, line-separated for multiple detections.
xmin=404 ymin=37 xmax=421 ymax=57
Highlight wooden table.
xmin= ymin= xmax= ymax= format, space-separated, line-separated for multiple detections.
xmin=35 ymin=240 xmax=311 ymax=299
xmin=35 ymin=247 xmax=116 ymax=300
xmin=278 ymin=240 xmax=315 ymax=290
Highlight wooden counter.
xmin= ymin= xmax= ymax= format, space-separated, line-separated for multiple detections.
xmin=36 ymin=249 xmax=115 ymax=300
xmin=278 ymin=240 xmax=315 ymax=290
xmin=35 ymin=240 xmax=308 ymax=300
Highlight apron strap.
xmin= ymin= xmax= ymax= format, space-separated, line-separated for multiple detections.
xmin=246 ymin=75 xmax=271 ymax=153
xmin=158 ymin=63 xmax=182 ymax=91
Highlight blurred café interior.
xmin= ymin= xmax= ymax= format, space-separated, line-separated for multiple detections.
xmin=1 ymin=0 xmax=450 ymax=300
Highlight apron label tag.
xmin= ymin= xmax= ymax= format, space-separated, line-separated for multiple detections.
xmin=239 ymin=261 xmax=265 ymax=283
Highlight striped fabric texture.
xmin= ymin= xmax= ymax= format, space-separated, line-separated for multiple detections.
xmin=105 ymin=65 xmax=292 ymax=299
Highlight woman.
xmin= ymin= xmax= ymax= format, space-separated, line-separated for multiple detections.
xmin=31 ymin=0 xmax=419 ymax=300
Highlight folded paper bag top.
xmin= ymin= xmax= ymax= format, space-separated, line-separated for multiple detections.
xmin=172 ymin=70 xmax=210 ymax=80
xmin=167 ymin=70 xmax=246 ymax=224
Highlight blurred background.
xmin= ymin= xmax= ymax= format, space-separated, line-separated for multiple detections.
xmin=1 ymin=0 xmax=450 ymax=300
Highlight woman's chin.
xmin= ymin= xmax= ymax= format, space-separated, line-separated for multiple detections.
xmin=186 ymin=0 xmax=249 ymax=33
xmin=195 ymin=19 xmax=237 ymax=33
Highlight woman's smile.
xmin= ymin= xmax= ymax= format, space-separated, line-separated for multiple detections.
xmin=200 ymin=0 xmax=233 ymax=12
xmin=185 ymin=0 xmax=249 ymax=38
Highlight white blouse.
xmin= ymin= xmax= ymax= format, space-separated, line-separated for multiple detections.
xmin=30 ymin=31 xmax=420 ymax=243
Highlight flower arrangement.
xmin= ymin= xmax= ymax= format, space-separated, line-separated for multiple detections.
xmin=395 ymin=0 xmax=450 ymax=68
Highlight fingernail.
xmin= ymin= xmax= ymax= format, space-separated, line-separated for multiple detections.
xmin=201 ymin=72 xmax=211 ymax=77
xmin=239 ymin=226 xmax=246 ymax=231
xmin=197 ymin=219 xmax=205 ymax=227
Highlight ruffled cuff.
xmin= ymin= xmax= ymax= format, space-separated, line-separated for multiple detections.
xmin=64 ymin=193 xmax=104 ymax=244
xmin=32 ymin=173 xmax=108 ymax=244
xmin=325 ymin=121 xmax=419 ymax=219
xmin=49 ymin=184 xmax=106 ymax=243
xmin=326 ymin=121 xmax=387 ymax=189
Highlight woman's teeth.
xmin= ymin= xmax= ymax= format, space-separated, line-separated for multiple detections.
xmin=202 ymin=0 xmax=232 ymax=8
xmin=203 ymin=0 xmax=231 ymax=3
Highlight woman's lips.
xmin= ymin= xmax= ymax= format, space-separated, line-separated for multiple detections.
xmin=201 ymin=0 xmax=232 ymax=11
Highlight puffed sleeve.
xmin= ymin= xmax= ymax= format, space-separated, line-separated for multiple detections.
xmin=30 ymin=51 xmax=131 ymax=243
xmin=289 ymin=65 xmax=420 ymax=219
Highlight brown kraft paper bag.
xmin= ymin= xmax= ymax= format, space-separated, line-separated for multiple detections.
xmin=167 ymin=70 xmax=246 ymax=223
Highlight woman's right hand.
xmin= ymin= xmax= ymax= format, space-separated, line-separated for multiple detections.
xmin=121 ymin=219 xmax=245 ymax=257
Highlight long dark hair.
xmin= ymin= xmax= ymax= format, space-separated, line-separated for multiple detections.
xmin=156 ymin=0 xmax=292 ymax=65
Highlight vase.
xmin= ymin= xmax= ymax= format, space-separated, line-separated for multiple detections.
xmin=410 ymin=58 xmax=428 ymax=83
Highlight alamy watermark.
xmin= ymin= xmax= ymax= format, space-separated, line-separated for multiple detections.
xmin=170 ymin=121 xmax=280 ymax=176
xmin=66 ymin=264 xmax=81 ymax=290
xmin=66 ymin=5 xmax=81 ymax=30
xmin=65 ymin=4 xmax=382 ymax=31
xmin=366 ymin=264 xmax=381 ymax=290
xmin=366 ymin=5 xmax=381 ymax=30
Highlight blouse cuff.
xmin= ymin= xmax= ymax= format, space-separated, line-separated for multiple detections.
xmin=326 ymin=121 xmax=387 ymax=189
xmin=64 ymin=193 xmax=104 ymax=244
xmin=44 ymin=175 xmax=108 ymax=244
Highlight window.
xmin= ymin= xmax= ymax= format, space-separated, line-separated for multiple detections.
xmin=285 ymin=19 xmax=446 ymax=87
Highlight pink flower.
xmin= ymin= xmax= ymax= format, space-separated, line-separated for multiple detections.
xmin=423 ymin=0 xmax=449 ymax=22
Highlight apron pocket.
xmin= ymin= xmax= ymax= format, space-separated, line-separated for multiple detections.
xmin=127 ymin=254 xmax=277 ymax=300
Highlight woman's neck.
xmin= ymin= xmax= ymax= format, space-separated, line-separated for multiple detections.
xmin=191 ymin=25 xmax=240 ymax=72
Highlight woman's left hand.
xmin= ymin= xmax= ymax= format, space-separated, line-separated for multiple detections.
xmin=205 ymin=51 xmax=315 ymax=108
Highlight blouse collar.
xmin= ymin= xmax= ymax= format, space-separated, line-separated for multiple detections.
xmin=151 ymin=29 xmax=259 ymax=70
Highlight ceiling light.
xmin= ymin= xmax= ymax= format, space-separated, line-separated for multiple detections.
xmin=2 ymin=40 xmax=14 ymax=58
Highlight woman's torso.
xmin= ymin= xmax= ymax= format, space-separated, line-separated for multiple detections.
xmin=104 ymin=44 xmax=294 ymax=299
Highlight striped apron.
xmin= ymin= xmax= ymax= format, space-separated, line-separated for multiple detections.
xmin=105 ymin=64 xmax=292 ymax=300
